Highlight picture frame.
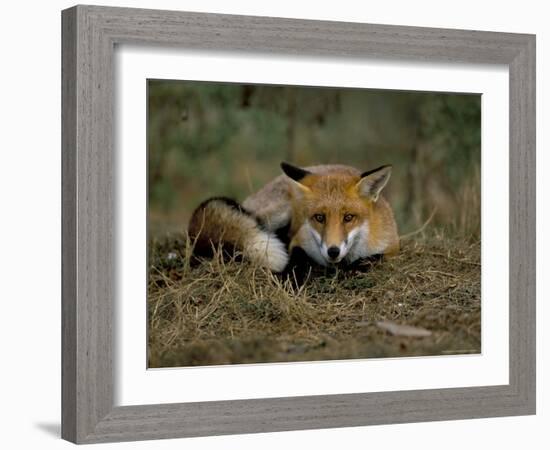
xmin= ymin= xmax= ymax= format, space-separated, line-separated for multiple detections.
xmin=61 ymin=4 xmax=536 ymax=444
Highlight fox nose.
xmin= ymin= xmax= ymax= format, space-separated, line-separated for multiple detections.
xmin=327 ymin=246 xmax=340 ymax=259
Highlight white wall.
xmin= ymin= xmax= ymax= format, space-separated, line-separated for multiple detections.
xmin=0 ymin=1 xmax=546 ymax=448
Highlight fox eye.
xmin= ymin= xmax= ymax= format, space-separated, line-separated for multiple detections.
xmin=343 ymin=214 xmax=355 ymax=223
xmin=313 ymin=214 xmax=326 ymax=224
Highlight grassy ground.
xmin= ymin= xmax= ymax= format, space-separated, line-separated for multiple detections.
xmin=148 ymin=232 xmax=480 ymax=368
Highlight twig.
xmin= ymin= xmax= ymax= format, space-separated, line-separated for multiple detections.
xmin=425 ymin=252 xmax=481 ymax=266
xmin=399 ymin=207 xmax=437 ymax=240
xmin=244 ymin=165 xmax=254 ymax=195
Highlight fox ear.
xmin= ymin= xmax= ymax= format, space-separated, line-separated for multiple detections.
xmin=281 ymin=162 xmax=311 ymax=182
xmin=281 ymin=162 xmax=312 ymax=194
xmin=356 ymin=165 xmax=392 ymax=201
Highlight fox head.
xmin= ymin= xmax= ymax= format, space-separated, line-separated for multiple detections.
xmin=281 ymin=162 xmax=392 ymax=265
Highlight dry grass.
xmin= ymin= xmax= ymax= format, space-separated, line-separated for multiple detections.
xmin=148 ymin=231 xmax=480 ymax=368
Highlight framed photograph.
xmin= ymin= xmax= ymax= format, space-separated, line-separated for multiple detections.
xmin=62 ymin=5 xmax=535 ymax=444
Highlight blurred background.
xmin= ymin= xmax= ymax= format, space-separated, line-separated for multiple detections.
xmin=148 ymin=80 xmax=480 ymax=239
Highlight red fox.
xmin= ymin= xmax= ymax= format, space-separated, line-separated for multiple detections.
xmin=188 ymin=163 xmax=399 ymax=272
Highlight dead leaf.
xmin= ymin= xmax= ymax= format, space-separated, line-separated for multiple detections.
xmin=376 ymin=320 xmax=432 ymax=337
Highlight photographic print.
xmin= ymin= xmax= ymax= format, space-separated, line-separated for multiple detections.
xmin=147 ymin=80 xmax=481 ymax=368
xmin=61 ymin=7 xmax=535 ymax=441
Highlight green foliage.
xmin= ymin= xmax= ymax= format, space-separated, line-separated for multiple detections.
xmin=419 ymin=93 xmax=481 ymax=185
xmin=147 ymin=80 xmax=481 ymax=237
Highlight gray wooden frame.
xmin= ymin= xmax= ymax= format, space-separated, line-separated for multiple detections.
xmin=61 ymin=4 xmax=536 ymax=444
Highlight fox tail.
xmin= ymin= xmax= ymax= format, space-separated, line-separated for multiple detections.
xmin=188 ymin=197 xmax=288 ymax=272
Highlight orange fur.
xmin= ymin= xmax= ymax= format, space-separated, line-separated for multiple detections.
xmin=189 ymin=163 xmax=399 ymax=271
xmin=285 ymin=167 xmax=399 ymax=263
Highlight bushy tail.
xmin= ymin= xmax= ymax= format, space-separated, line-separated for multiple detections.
xmin=188 ymin=197 xmax=289 ymax=272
